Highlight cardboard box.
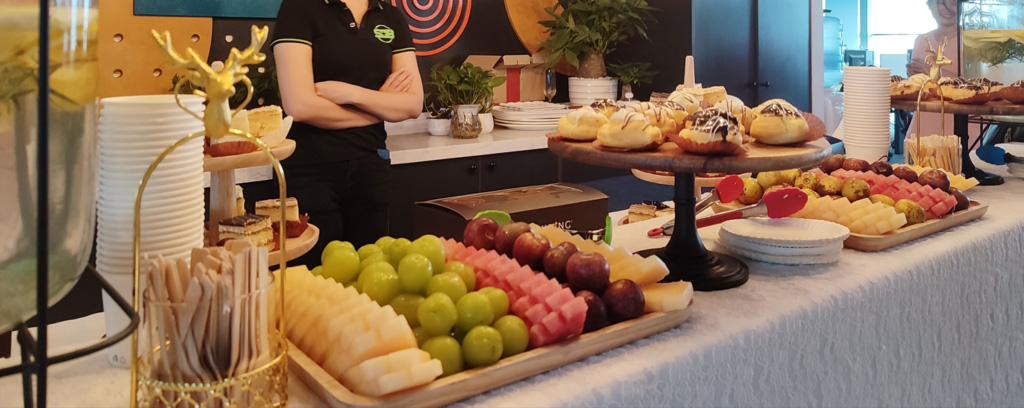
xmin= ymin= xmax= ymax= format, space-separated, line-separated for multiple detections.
xmin=464 ymin=55 xmax=546 ymax=104
xmin=414 ymin=183 xmax=608 ymax=241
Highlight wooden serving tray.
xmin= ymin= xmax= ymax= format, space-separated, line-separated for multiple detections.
xmin=843 ymin=201 xmax=988 ymax=251
xmin=891 ymin=99 xmax=1024 ymax=116
xmin=269 ymin=224 xmax=319 ymax=266
xmin=204 ymin=139 xmax=296 ymax=172
xmin=289 ymin=308 xmax=691 ymax=407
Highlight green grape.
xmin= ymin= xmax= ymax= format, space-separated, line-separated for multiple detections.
xmin=426 ymin=272 xmax=467 ymax=303
xmin=409 ymin=235 xmax=446 ymax=273
xmin=478 ymin=287 xmax=509 ymax=319
xmin=443 ymin=261 xmax=476 ymax=290
xmin=356 ymin=261 xmax=395 ymax=292
xmin=387 ymin=238 xmax=412 ymax=266
xmin=310 ymin=266 xmax=323 ymax=276
xmin=357 ymin=244 xmax=384 ymax=260
xmin=362 ymin=267 xmax=401 ymax=305
xmin=321 ymin=249 xmax=360 ymax=284
xmin=375 ymin=236 xmax=397 ymax=253
xmin=360 ymin=253 xmax=389 ymax=271
xmin=462 ymin=326 xmax=503 ymax=367
xmin=492 ymin=315 xmax=528 ymax=358
xmin=455 ymin=292 xmax=495 ymax=332
xmin=421 ymin=335 xmax=464 ymax=377
xmin=322 ymin=240 xmax=356 ymax=263
xmin=397 ymin=253 xmax=433 ymax=294
xmin=417 ymin=292 xmax=457 ymax=336
xmin=412 ymin=327 xmax=432 ymax=347
xmin=389 ymin=293 xmax=425 ymax=327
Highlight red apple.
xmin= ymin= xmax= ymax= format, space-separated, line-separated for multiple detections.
xmin=512 ymin=232 xmax=551 ymax=270
xmin=565 ymin=252 xmax=610 ymax=294
xmin=918 ymin=169 xmax=951 ymax=192
xmin=576 ymin=290 xmax=608 ymax=333
xmin=494 ymin=222 xmax=531 ymax=256
xmin=842 ymin=158 xmax=871 ymax=172
xmin=463 ymin=217 xmax=499 ymax=250
xmin=602 ymin=279 xmax=645 ymax=323
xmin=542 ymin=242 xmax=579 ymax=283
xmin=820 ymin=154 xmax=845 ymax=174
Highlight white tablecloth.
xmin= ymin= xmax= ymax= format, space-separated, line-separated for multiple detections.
xmin=3 ymin=158 xmax=1024 ymax=407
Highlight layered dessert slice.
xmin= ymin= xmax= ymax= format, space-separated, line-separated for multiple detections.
xmin=255 ymin=197 xmax=308 ymax=238
xmin=218 ymin=214 xmax=273 ymax=249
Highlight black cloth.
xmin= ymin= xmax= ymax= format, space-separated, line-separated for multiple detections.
xmin=284 ymin=151 xmax=392 ymax=268
xmin=272 ymin=0 xmax=414 ymax=163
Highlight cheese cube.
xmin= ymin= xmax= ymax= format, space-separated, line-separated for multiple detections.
xmin=642 ymin=281 xmax=694 ymax=313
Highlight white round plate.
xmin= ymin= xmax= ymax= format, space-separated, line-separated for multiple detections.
xmin=715 ymin=240 xmax=841 ymax=265
xmin=496 ymin=122 xmax=559 ymax=130
xmin=720 ymin=218 xmax=850 ymax=246
xmin=718 ymin=231 xmax=844 ymax=255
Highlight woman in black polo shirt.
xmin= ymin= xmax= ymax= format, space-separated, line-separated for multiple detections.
xmin=272 ymin=0 xmax=422 ymax=266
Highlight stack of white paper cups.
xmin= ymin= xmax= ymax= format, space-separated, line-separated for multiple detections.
xmin=842 ymin=66 xmax=892 ymax=162
xmin=95 ymin=94 xmax=206 ymax=366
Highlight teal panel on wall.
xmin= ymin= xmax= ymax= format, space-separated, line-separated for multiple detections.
xmin=135 ymin=0 xmax=283 ymax=18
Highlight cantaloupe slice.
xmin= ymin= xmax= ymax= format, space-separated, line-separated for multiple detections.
xmin=642 ymin=281 xmax=694 ymax=313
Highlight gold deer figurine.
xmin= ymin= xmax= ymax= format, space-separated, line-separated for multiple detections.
xmin=152 ymin=25 xmax=269 ymax=141
xmin=915 ymin=36 xmax=953 ymax=140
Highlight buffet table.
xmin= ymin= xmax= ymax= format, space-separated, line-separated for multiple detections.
xmin=3 ymin=158 xmax=1023 ymax=407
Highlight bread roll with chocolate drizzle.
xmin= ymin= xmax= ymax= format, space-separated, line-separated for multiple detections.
xmin=749 ymin=99 xmax=809 ymax=145
xmin=672 ymin=107 xmax=746 ymax=156
xmin=596 ymin=109 xmax=663 ymax=151
xmin=557 ymin=106 xmax=609 ymax=141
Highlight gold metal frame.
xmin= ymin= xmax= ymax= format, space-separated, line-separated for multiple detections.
xmin=129 ymin=25 xmax=288 ymax=408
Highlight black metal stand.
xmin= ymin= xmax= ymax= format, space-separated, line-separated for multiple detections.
xmin=638 ymin=172 xmax=749 ymax=291
xmin=0 ymin=265 xmax=140 ymax=406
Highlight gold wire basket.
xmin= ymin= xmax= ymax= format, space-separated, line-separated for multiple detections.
xmin=907 ymin=36 xmax=962 ymax=174
xmin=129 ymin=26 xmax=289 ymax=408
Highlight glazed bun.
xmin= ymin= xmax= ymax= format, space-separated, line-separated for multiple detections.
xmin=666 ymin=89 xmax=702 ymax=113
xmin=673 ymin=108 xmax=746 ymax=156
xmin=596 ymin=109 xmax=663 ymax=151
xmin=557 ymin=106 xmax=609 ymax=141
xmin=590 ymin=99 xmax=622 ymax=118
xmin=749 ymin=99 xmax=809 ymax=145
xmin=658 ymin=101 xmax=690 ymax=127
xmin=713 ymin=96 xmax=754 ymax=133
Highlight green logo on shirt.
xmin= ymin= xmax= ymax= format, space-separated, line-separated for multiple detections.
xmin=374 ymin=25 xmax=395 ymax=44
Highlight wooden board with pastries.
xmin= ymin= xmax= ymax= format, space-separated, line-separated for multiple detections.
xmin=891 ymin=99 xmax=1024 ymax=116
xmin=548 ymin=137 xmax=831 ymax=175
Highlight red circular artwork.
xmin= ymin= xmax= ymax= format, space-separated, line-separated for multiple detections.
xmin=390 ymin=0 xmax=472 ymax=56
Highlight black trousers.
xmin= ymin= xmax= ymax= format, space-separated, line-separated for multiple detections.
xmin=282 ymin=151 xmax=391 ymax=268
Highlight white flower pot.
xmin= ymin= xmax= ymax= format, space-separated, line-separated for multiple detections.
xmin=479 ymin=112 xmax=494 ymax=134
xmin=427 ymin=118 xmax=450 ymax=136
xmin=568 ymin=77 xmax=618 ymax=106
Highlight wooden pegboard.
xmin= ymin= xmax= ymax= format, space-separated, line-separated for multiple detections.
xmin=96 ymin=1 xmax=212 ymax=98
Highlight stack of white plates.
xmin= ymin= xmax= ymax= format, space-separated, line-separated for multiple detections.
xmin=716 ymin=218 xmax=850 ymax=265
xmin=842 ymin=66 xmax=891 ymax=162
xmin=95 ymin=95 xmax=207 ymax=366
xmin=492 ymin=101 xmax=569 ymax=131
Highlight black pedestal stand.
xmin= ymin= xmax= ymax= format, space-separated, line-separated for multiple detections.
xmin=0 ymin=265 xmax=139 ymax=407
xmin=638 ymin=173 xmax=749 ymax=291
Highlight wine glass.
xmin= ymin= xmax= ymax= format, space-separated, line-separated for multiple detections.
xmin=545 ymin=69 xmax=557 ymax=103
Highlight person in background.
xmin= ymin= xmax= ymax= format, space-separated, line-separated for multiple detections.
xmin=906 ymin=0 xmax=1003 ymax=185
xmin=272 ymin=0 xmax=423 ymax=267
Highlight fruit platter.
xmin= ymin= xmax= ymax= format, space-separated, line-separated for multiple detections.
xmin=716 ymin=154 xmax=987 ymax=252
xmin=285 ymin=216 xmax=693 ymax=407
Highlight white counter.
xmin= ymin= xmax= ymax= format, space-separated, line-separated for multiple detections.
xmin=386 ymin=128 xmax=549 ymax=165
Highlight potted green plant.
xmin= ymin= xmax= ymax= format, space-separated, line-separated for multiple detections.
xmin=608 ymin=61 xmax=656 ymax=101
xmin=426 ymin=62 xmax=506 ymax=136
xmin=539 ymin=0 xmax=654 ymax=105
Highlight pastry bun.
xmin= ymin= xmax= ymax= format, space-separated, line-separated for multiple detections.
xmin=590 ymin=99 xmax=621 ymax=118
xmin=557 ymin=106 xmax=609 ymax=141
xmin=749 ymin=99 xmax=809 ymax=145
xmin=666 ymin=89 xmax=702 ymax=113
xmin=596 ymin=110 xmax=663 ymax=151
xmin=672 ymin=108 xmax=746 ymax=156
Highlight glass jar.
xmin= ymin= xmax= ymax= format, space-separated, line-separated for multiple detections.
xmin=961 ymin=0 xmax=1024 ymax=83
xmin=0 ymin=0 xmax=99 ymax=332
xmin=451 ymin=104 xmax=481 ymax=139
